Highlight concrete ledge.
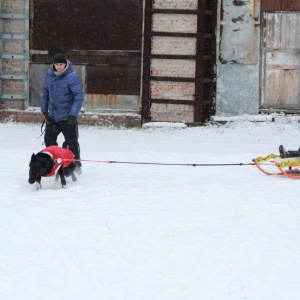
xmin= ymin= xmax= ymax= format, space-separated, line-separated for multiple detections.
xmin=0 ymin=109 xmax=142 ymax=128
xmin=211 ymin=114 xmax=275 ymax=123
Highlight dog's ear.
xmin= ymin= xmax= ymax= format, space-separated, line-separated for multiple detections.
xmin=29 ymin=153 xmax=36 ymax=166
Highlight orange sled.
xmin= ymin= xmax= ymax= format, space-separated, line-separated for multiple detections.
xmin=252 ymin=156 xmax=300 ymax=179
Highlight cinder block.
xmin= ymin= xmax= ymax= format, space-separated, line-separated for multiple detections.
xmin=3 ymin=59 xmax=26 ymax=74
xmin=3 ymin=19 xmax=26 ymax=34
xmin=0 ymin=100 xmax=25 ymax=110
xmin=2 ymin=0 xmax=25 ymax=13
xmin=151 ymin=59 xmax=196 ymax=78
xmin=3 ymin=40 xmax=25 ymax=54
xmin=153 ymin=0 xmax=198 ymax=10
xmin=151 ymin=81 xmax=195 ymax=100
xmin=150 ymin=103 xmax=194 ymax=122
xmin=152 ymin=36 xmax=196 ymax=55
xmin=152 ymin=14 xmax=197 ymax=33
xmin=3 ymin=79 xmax=25 ymax=93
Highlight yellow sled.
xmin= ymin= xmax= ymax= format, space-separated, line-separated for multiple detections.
xmin=253 ymin=154 xmax=300 ymax=179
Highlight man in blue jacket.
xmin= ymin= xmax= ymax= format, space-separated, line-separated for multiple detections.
xmin=41 ymin=53 xmax=84 ymax=174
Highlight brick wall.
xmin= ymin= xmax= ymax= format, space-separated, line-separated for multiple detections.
xmin=149 ymin=0 xmax=198 ymax=123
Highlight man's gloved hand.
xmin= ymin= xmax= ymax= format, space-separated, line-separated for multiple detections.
xmin=68 ymin=115 xmax=77 ymax=125
xmin=42 ymin=112 xmax=48 ymax=117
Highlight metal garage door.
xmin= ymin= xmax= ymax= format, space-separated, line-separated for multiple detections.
xmin=29 ymin=0 xmax=142 ymax=112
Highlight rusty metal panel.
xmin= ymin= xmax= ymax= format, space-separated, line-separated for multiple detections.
xmin=284 ymin=0 xmax=300 ymax=10
xmin=261 ymin=0 xmax=300 ymax=11
xmin=220 ymin=0 xmax=260 ymax=64
xmin=86 ymin=64 xmax=140 ymax=95
xmin=261 ymin=0 xmax=274 ymax=11
xmin=261 ymin=12 xmax=300 ymax=109
xmin=30 ymin=0 xmax=143 ymax=109
xmin=85 ymin=94 xmax=140 ymax=111
xmin=33 ymin=0 xmax=142 ymax=51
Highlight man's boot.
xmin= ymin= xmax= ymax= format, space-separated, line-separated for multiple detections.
xmin=279 ymin=145 xmax=299 ymax=158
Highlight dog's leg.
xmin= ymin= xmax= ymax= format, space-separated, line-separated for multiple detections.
xmin=71 ymin=172 xmax=77 ymax=182
xmin=55 ymin=172 xmax=59 ymax=182
xmin=36 ymin=177 xmax=42 ymax=190
xmin=58 ymin=167 xmax=66 ymax=188
xmin=64 ymin=163 xmax=77 ymax=182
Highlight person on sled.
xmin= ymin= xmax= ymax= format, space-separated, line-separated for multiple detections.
xmin=279 ymin=145 xmax=300 ymax=158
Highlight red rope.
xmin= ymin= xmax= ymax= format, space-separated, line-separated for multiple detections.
xmin=60 ymin=158 xmax=112 ymax=164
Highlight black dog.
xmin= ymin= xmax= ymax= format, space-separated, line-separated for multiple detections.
xmin=28 ymin=145 xmax=77 ymax=190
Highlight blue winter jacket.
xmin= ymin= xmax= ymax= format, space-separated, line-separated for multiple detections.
xmin=41 ymin=60 xmax=84 ymax=122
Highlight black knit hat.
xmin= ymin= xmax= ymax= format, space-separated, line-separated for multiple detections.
xmin=53 ymin=53 xmax=67 ymax=64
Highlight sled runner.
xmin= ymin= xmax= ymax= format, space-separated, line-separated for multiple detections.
xmin=253 ymin=154 xmax=300 ymax=179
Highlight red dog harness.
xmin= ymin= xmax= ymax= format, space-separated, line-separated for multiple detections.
xmin=39 ymin=145 xmax=74 ymax=177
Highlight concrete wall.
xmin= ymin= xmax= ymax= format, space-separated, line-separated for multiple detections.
xmin=216 ymin=0 xmax=261 ymax=116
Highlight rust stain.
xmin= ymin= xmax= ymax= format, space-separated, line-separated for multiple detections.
xmin=85 ymin=93 xmax=140 ymax=110
xmin=86 ymin=94 xmax=118 ymax=109
xmin=252 ymin=0 xmax=260 ymax=20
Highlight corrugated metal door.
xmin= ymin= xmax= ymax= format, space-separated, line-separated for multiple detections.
xmin=261 ymin=12 xmax=300 ymax=112
xmin=29 ymin=0 xmax=142 ymax=112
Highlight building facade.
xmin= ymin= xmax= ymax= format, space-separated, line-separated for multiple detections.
xmin=1 ymin=0 xmax=300 ymax=125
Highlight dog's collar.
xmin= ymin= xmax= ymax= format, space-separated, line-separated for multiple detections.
xmin=41 ymin=151 xmax=62 ymax=163
xmin=41 ymin=151 xmax=54 ymax=160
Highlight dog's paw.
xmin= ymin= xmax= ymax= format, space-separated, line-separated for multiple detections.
xmin=71 ymin=173 xmax=77 ymax=182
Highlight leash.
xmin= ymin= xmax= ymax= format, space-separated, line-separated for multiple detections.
xmin=37 ymin=114 xmax=47 ymax=139
xmin=60 ymin=158 xmax=256 ymax=167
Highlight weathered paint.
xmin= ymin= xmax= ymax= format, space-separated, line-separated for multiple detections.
xmin=150 ymin=103 xmax=194 ymax=123
xmin=85 ymin=94 xmax=140 ymax=111
xmin=216 ymin=0 xmax=261 ymax=116
xmin=219 ymin=0 xmax=260 ymax=64
xmin=261 ymin=12 xmax=300 ymax=109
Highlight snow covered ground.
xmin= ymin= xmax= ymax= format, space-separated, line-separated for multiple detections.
xmin=1 ymin=116 xmax=300 ymax=300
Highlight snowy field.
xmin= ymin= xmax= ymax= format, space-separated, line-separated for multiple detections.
xmin=1 ymin=116 xmax=300 ymax=300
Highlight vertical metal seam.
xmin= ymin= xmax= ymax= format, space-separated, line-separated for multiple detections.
xmin=194 ymin=0 xmax=206 ymax=123
xmin=141 ymin=0 xmax=153 ymax=123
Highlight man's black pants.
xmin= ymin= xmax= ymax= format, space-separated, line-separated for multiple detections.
xmin=44 ymin=116 xmax=82 ymax=167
